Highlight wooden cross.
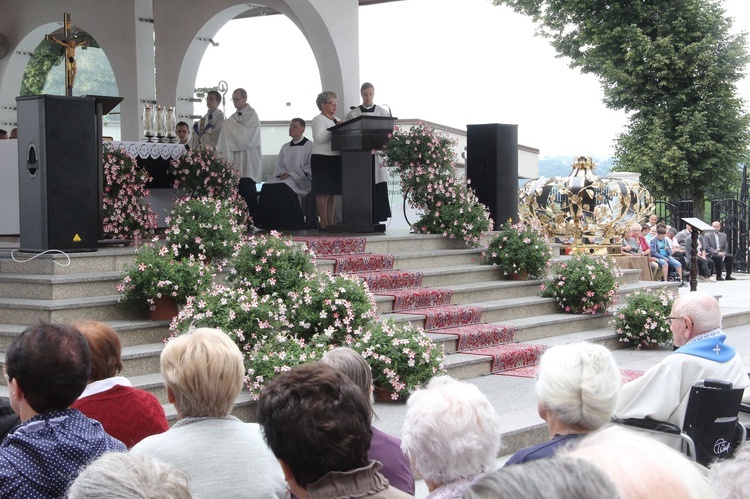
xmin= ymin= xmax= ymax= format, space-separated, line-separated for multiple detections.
xmin=44 ymin=13 xmax=88 ymax=96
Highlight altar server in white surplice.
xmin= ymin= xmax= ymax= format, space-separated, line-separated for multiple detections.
xmin=217 ymin=88 xmax=261 ymax=216
xmin=190 ymin=90 xmax=224 ymax=149
xmin=346 ymin=82 xmax=392 ymax=223
xmin=254 ymin=118 xmax=313 ymax=230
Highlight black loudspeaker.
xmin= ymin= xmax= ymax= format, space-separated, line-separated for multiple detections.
xmin=16 ymin=95 xmax=98 ymax=252
xmin=466 ymin=124 xmax=519 ymax=227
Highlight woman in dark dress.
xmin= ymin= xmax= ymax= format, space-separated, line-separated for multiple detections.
xmin=311 ymin=91 xmax=341 ymax=229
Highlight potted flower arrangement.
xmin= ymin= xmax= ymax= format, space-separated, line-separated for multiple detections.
xmin=382 ymin=122 xmax=493 ymax=247
xmin=117 ymin=243 xmax=208 ymax=318
xmin=481 ymin=221 xmax=553 ymax=279
xmin=541 ymin=253 xmax=621 ymax=314
xmin=165 ymin=197 xmax=246 ymax=263
xmin=102 ymin=144 xmax=158 ymax=240
xmin=611 ymin=288 xmax=675 ymax=349
xmin=354 ymin=320 xmax=446 ymax=401
xmin=169 ymin=146 xmax=242 ymax=199
xmin=226 ymin=231 xmax=316 ymax=296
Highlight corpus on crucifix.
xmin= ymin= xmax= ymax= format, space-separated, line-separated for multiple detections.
xmin=45 ymin=13 xmax=88 ymax=96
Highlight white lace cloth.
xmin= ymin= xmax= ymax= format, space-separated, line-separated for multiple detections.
xmin=110 ymin=141 xmax=186 ymax=160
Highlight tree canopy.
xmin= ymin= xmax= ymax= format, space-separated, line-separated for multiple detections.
xmin=492 ymin=0 xmax=750 ymax=218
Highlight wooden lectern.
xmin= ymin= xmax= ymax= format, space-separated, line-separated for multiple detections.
xmin=328 ymin=115 xmax=396 ymax=233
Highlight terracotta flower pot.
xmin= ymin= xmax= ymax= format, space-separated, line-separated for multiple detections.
xmin=507 ymin=268 xmax=529 ymax=281
xmin=148 ymin=296 xmax=179 ymax=321
xmin=373 ymin=382 xmax=405 ymax=403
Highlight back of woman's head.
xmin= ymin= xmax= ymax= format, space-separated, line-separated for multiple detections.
xmin=401 ymin=376 xmax=502 ymax=485
xmin=320 ymin=347 xmax=372 ymax=400
xmin=72 ymin=321 xmax=123 ymax=381
xmin=534 ymin=343 xmax=620 ymax=431
xmin=463 ymin=456 xmax=620 ymax=499
xmin=160 ymin=328 xmax=244 ymax=418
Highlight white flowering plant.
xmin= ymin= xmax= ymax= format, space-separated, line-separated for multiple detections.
xmin=382 ymin=122 xmax=493 ymax=247
xmin=611 ymin=288 xmax=675 ymax=349
xmin=226 ymin=231 xmax=316 ymax=296
xmin=353 ymin=320 xmax=446 ymax=401
xmin=165 ymin=197 xmax=246 ymax=263
xmin=541 ymin=253 xmax=621 ymax=314
xmin=117 ymin=243 xmax=209 ymax=313
xmin=102 ymin=144 xmax=158 ymax=240
xmin=169 ymin=146 xmax=241 ymax=199
xmin=481 ymin=221 xmax=553 ymax=278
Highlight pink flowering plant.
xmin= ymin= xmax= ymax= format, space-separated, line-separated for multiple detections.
xmin=226 ymin=231 xmax=316 ymax=296
xmin=382 ymin=122 xmax=493 ymax=246
xmin=353 ymin=320 xmax=446 ymax=401
xmin=169 ymin=146 xmax=241 ymax=199
xmin=481 ymin=221 xmax=553 ymax=278
xmin=117 ymin=243 xmax=209 ymax=313
xmin=285 ymin=272 xmax=377 ymax=344
xmin=165 ymin=197 xmax=246 ymax=263
xmin=541 ymin=253 xmax=621 ymax=314
xmin=102 ymin=144 xmax=158 ymax=240
xmin=611 ymin=288 xmax=675 ymax=349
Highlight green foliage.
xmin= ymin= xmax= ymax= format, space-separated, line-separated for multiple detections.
xmin=541 ymin=253 xmax=620 ymax=314
xmin=492 ymin=0 xmax=750 ymax=220
xmin=21 ymin=35 xmax=115 ymax=97
xmin=611 ymin=288 xmax=675 ymax=349
xmin=226 ymin=231 xmax=316 ymax=296
xmin=480 ymin=221 xmax=553 ymax=278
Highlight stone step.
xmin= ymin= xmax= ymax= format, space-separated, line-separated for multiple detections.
xmin=0 ymin=272 xmax=122 ymax=300
xmin=0 ymin=248 xmax=136 ymax=275
xmin=363 ymin=234 xmax=475 ymax=254
xmin=0 ymin=295 xmax=139 ymax=324
xmin=0 ymin=319 xmax=170 ymax=350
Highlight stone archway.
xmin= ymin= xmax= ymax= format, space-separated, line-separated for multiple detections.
xmin=153 ymin=0 xmax=360 ymax=138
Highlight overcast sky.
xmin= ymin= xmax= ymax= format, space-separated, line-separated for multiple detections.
xmin=195 ymin=0 xmax=750 ymax=158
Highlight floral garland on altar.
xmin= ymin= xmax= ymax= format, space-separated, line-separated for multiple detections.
xmin=382 ymin=122 xmax=493 ymax=247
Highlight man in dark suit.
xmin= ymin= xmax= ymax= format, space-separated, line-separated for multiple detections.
xmin=704 ymin=221 xmax=735 ymax=280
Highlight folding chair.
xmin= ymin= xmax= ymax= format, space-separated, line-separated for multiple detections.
xmin=618 ymin=379 xmax=746 ymax=466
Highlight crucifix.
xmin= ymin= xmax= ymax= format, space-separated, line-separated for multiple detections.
xmin=44 ymin=13 xmax=88 ymax=96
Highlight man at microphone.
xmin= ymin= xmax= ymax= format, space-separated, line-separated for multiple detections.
xmin=346 ymin=82 xmax=392 ymax=223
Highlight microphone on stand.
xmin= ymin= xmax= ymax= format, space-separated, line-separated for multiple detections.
xmin=349 ymin=106 xmax=357 ymax=110
xmin=381 ymin=104 xmax=392 ymax=117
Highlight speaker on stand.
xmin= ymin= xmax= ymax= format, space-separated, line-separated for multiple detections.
xmin=16 ymin=95 xmax=99 ymax=252
xmin=466 ymin=123 xmax=519 ymax=228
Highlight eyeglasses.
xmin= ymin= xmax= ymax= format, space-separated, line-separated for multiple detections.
xmin=666 ymin=316 xmax=685 ymax=324
xmin=324 ymin=101 xmax=336 ymax=105
xmin=231 ymin=97 xmax=245 ymax=101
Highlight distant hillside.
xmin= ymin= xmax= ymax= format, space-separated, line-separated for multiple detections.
xmin=537 ymin=156 xmax=615 ymax=178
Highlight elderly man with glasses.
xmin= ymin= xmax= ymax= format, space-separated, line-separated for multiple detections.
xmin=615 ymin=291 xmax=749 ymax=437
xmin=704 ymin=220 xmax=736 ymax=280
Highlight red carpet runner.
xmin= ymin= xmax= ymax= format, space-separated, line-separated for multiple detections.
xmin=293 ymin=236 xmax=570 ymax=376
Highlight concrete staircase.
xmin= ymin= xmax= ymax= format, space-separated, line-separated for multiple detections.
xmin=2 ymin=233 xmax=750 ymax=457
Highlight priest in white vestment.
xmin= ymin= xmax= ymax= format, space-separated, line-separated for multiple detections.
xmin=190 ymin=90 xmax=224 ymax=149
xmin=346 ymin=82 xmax=392 ymax=223
xmin=217 ymin=88 xmax=262 ymax=217
xmin=615 ymin=291 xmax=749 ymax=443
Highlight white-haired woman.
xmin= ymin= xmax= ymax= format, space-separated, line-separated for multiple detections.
xmin=130 ymin=328 xmax=286 ymax=498
xmin=505 ymin=342 xmax=621 ymax=465
xmin=401 ymin=376 xmax=502 ymax=499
